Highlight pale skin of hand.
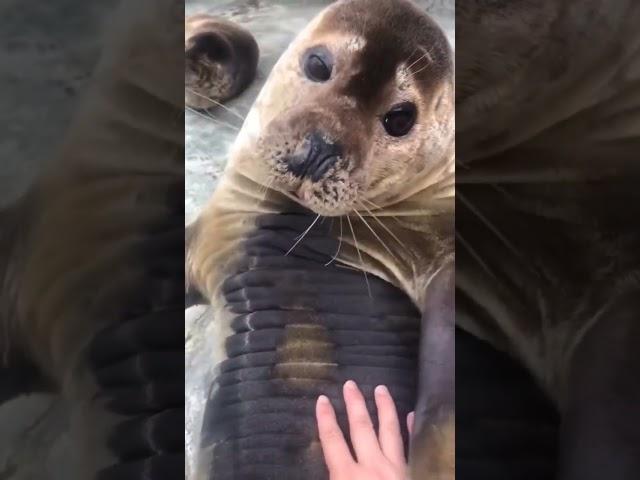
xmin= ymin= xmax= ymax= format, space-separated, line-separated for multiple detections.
xmin=316 ymin=380 xmax=415 ymax=480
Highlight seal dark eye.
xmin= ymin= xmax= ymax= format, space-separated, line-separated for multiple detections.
xmin=383 ymin=102 xmax=417 ymax=137
xmin=302 ymin=47 xmax=333 ymax=82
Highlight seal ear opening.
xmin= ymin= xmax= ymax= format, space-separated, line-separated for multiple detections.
xmin=186 ymin=32 xmax=231 ymax=63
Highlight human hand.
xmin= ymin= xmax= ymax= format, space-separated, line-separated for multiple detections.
xmin=316 ymin=380 xmax=415 ymax=480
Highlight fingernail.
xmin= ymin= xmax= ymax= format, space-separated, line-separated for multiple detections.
xmin=344 ymin=380 xmax=357 ymax=391
xmin=407 ymin=411 xmax=415 ymax=424
xmin=318 ymin=395 xmax=330 ymax=406
xmin=375 ymin=385 xmax=389 ymax=396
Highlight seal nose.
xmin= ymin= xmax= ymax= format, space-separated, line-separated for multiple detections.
xmin=287 ymin=132 xmax=342 ymax=182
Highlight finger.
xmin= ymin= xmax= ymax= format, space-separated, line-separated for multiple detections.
xmin=407 ymin=411 xmax=415 ymax=436
xmin=343 ymin=380 xmax=381 ymax=463
xmin=374 ymin=385 xmax=405 ymax=465
xmin=316 ymin=395 xmax=354 ymax=473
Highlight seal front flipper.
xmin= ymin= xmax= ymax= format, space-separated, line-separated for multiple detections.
xmin=409 ymin=262 xmax=455 ymax=480
xmin=558 ymin=291 xmax=640 ymax=480
xmin=455 ymin=328 xmax=559 ymax=480
xmin=87 ymin=308 xmax=183 ymax=480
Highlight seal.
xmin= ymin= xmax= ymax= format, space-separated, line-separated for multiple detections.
xmin=186 ymin=0 xmax=455 ymax=478
xmin=1 ymin=0 xmax=184 ymax=478
xmin=456 ymin=1 xmax=640 ymax=479
xmin=185 ymin=14 xmax=259 ymax=109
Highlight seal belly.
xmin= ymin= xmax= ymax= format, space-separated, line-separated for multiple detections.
xmin=197 ymin=212 xmax=420 ymax=480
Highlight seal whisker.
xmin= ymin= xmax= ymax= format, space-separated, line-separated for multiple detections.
xmin=361 ymin=198 xmax=381 ymax=210
xmin=359 ymin=202 xmax=407 ymax=251
xmin=325 ymin=217 xmax=343 ymax=267
xmin=361 ymin=198 xmax=404 ymax=224
xmin=185 ymin=87 xmax=247 ymax=122
xmin=285 ymin=214 xmax=321 ymax=256
xmin=457 ymin=191 xmax=525 ymax=264
xmin=406 ymin=50 xmax=431 ymax=71
xmin=292 ymin=213 xmax=320 ymax=241
xmin=188 ymin=106 xmax=241 ymax=131
xmin=409 ymin=60 xmax=436 ymax=80
xmin=354 ymin=205 xmax=399 ymax=261
xmin=185 ymin=106 xmax=240 ymax=132
xmin=455 ymin=231 xmax=498 ymax=280
xmin=346 ymin=215 xmax=372 ymax=298
xmin=406 ymin=46 xmax=421 ymax=66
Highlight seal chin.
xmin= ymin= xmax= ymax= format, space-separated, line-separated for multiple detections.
xmin=293 ymin=182 xmax=355 ymax=218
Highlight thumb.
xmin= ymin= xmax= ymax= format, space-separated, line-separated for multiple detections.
xmin=407 ymin=411 xmax=415 ymax=436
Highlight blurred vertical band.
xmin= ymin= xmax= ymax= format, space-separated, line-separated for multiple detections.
xmin=456 ymin=1 xmax=640 ymax=479
xmin=0 ymin=0 xmax=185 ymax=478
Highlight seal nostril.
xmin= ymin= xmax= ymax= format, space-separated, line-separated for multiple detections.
xmin=310 ymin=154 xmax=339 ymax=182
xmin=285 ymin=131 xmax=342 ymax=182
xmin=285 ymin=153 xmax=309 ymax=178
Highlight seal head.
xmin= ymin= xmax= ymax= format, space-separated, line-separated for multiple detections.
xmin=230 ymin=0 xmax=454 ymax=217
xmin=185 ymin=14 xmax=259 ymax=108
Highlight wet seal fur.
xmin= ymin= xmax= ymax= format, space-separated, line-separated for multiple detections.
xmin=186 ymin=0 xmax=454 ymax=478
xmin=457 ymin=1 xmax=640 ymax=479
xmin=185 ymin=14 xmax=259 ymax=109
